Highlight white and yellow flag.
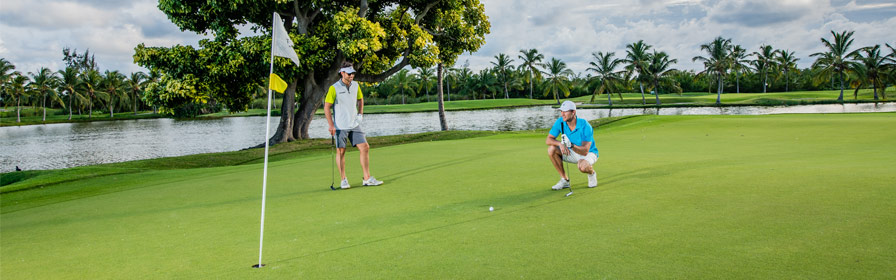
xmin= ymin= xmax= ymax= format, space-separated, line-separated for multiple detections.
xmin=272 ymin=12 xmax=300 ymax=67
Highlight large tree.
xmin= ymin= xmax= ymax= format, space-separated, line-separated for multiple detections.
xmin=624 ymin=40 xmax=652 ymax=105
xmin=541 ymin=57 xmax=573 ymax=104
xmin=136 ymin=0 xmax=489 ymax=143
xmin=810 ymin=30 xmax=859 ymax=102
xmin=645 ymin=50 xmax=679 ymax=105
xmin=752 ymin=45 xmax=777 ymax=93
xmin=518 ymin=48 xmax=544 ymax=99
xmin=28 ymin=67 xmax=62 ymax=121
xmin=490 ymin=53 xmax=513 ymax=99
xmin=851 ymin=45 xmax=888 ymax=100
xmin=586 ymin=51 xmax=624 ymax=105
xmin=693 ymin=36 xmax=731 ymax=105
xmin=776 ymin=50 xmax=799 ymax=92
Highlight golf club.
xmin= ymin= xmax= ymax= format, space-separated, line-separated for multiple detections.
xmin=562 ymin=118 xmax=573 ymax=197
xmin=329 ymin=134 xmax=337 ymax=190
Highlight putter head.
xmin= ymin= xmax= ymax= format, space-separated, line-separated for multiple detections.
xmin=330 ymin=185 xmax=337 ymax=190
xmin=565 ymin=191 xmax=573 ymax=197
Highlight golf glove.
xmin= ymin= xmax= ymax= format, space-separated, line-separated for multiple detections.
xmin=351 ymin=114 xmax=363 ymax=128
xmin=560 ymin=134 xmax=572 ymax=148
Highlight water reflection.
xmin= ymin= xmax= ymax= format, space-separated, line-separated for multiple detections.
xmin=2 ymin=103 xmax=893 ymax=172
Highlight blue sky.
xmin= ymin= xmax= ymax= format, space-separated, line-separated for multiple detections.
xmin=1 ymin=0 xmax=894 ymax=76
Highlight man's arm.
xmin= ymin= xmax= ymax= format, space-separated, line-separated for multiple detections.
xmin=546 ymin=135 xmax=570 ymax=155
xmin=324 ymin=102 xmax=335 ymax=135
xmin=571 ymin=141 xmax=591 ymax=155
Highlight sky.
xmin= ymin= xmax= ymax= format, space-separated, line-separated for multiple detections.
xmin=1 ymin=0 xmax=894 ymax=77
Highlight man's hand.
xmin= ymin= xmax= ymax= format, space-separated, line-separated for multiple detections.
xmin=328 ymin=126 xmax=335 ymax=136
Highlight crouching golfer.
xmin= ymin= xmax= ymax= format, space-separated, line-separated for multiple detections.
xmin=324 ymin=63 xmax=383 ymax=189
xmin=546 ymin=101 xmax=598 ymax=190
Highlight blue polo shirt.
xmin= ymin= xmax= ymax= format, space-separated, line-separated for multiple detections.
xmin=549 ymin=117 xmax=598 ymax=156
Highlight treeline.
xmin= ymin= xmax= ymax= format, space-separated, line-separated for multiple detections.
xmin=3 ymin=30 xmax=893 ymax=123
xmin=364 ymin=30 xmax=895 ymax=105
xmin=0 ymin=49 xmax=161 ymax=123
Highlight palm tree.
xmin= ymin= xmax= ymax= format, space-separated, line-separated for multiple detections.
xmin=776 ymin=50 xmax=799 ymax=92
xmin=0 ymin=58 xmax=14 ymax=86
xmin=475 ymin=69 xmax=499 ymax=100
xmin=102 ymin=70 xmax=125 ymax=117
xmin=392 ymin=69 xmax=417 ymax=104
xmin=693 ymin=36 xmax=732 ymax=105
xmin=851 ymin=45 xmax=888 ymax=100
xmin=80 ymin=69 xmax=103 ymax=118
xmin=730 ymin=45 xmax=750 ymax=93
xmin=624 ymin=40 xmax=652 ymax=105
xmin=491 ymin=53 xmax=514 ymax=99
xmin=645 ymin=50 xmax=680 ymax=105
xmin=127 ymin=72 xmax=147 ymax=115
xmin=518 ymin=48 xmax=544 ymax=99
xmin=541 ymin=57 xmax=573 ymax=104
xmin=810 ymin=30 xmax=859 ymax=101
xmin=8 ymin=73 xmax=28 ymax=122
xmin=28 ymin=67 xmax=62 ymax=121
xmin=752 ymin=45 xmax=777 ymax=93
xmin=416 ymin=66 xmax=434 ymax=102
xmin=58 ymin=67 xmax=82 ymax=120
xmin=586 ymin=51 xmax=624 ymax=105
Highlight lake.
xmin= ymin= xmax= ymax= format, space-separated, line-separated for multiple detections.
xmin=2 ymin=102 xmax=894 ymax=173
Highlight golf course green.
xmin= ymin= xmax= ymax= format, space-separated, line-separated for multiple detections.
xmin=2 ymin=113 xmax=894 ymax=278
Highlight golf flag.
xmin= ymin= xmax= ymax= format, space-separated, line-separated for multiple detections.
xmin=272 ymin=12 xmax=301 ymax=67
xmin=269 ymin=73 xmax=287 ymax=93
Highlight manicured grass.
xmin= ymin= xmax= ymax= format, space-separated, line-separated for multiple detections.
xmin=0 ymin=107 xmax=162 ymax=126
xmin=2 ymin=113 xmax=894 ymax=278
xmin=574 ymin=87 xmax=894 ymax=107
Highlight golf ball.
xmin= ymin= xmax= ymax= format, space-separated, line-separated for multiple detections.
xmin=489 ymin=207 xmax=494 ymax=212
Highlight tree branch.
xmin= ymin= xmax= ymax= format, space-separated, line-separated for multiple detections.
xmin=415 ymin=1 xmax=439 ymax=25
xmin=355 ymin=49 xmax=411 ymax=83
xmin=359 ymin=0 xmax=369 ymax=17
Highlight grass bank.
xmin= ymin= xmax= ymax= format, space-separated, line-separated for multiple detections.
xmin=574 ymin=87 xmax=894 ymax=107
xmin=2 ymin=113 xmax=894 ymax=278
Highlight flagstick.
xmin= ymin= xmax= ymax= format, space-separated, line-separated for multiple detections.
xmin=254 ymin=12 xmax=277 ymax=269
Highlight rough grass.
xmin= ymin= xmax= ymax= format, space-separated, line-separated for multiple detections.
xmin=1 ymin=113 xmax=895 ymax=279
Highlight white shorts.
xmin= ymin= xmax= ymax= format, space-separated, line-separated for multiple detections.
xmin=562 ymin=150 xmax=598 ymax=165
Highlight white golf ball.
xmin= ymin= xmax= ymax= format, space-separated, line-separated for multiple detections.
xmin=489 ymin=206 xmax=494 ymax=212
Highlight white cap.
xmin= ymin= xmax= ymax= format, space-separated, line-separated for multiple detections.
xmin=559 ymin=101 xmax=576 ymax=111
xmin=340 ymin=66 xmax=356 ymax=74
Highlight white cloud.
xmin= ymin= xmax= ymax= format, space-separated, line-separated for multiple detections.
xmin=0 ymin=0 xmax=892 ymax=77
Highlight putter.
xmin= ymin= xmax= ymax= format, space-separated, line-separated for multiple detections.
xmin=329 ymin=134 xmax=337 ymax=190
xmin=562 ymin=119 xmax=573 ymax=197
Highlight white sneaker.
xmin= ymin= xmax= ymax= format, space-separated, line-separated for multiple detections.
xmin=340 ymin=178 xmax=351 ymax=189
xmin=587 ymin=172 xmax=597 ymax=188
xmin=363 ymin=176 xmax=383 ymax=186
xmin=551 ymin=178 xmax=570 ymax=190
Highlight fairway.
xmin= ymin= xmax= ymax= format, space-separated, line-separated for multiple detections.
xmin=2 ymin=113 xmax=895 ymax=279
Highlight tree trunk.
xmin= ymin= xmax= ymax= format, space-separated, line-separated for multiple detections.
xmin=88 ymin=98 xmax=93 ymax=118
xmin=639 ymin=81 xmax=646 ymax=105
xmin=838 ymin=71 xmax=844 ymax=101
xmin=134 ymin=91 xmax=139 ymax=115
xmin=109 ymin=95 xmax=114 ymax=118
xmin=716 ymin=72 xmax=722 ymax=105
xmin=528 ymin=70 xmax=533 ymax=99
xmin=265 ymin=81 xmax=297 ymax=146
xmin=607 ymin=89 xmax=612 ymax=106
xmin=16 ymin=97 xmax=21 ymax=123
xmin=763 ymin=70 xmax=767 ymax=93
xmin=437 ymin=63 xmax=448 ymax=131
xmin=69 ymin=93 xmax=73 ymax=120
xmin=654 ymin=79 xmax=661 ymax=105
xmin=873 ymin=85 xmax=878 ymax=100
xmin=42 ymin=95 xmax=47 ymax=121
xmin=736 ymin=71 xmax=740 ymax=94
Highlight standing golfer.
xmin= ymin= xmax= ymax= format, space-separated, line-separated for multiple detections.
xmin=324 ymin=62 xmax=384 ymax=189
xmin=546 ymin=101 xmax=598 ymax=190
